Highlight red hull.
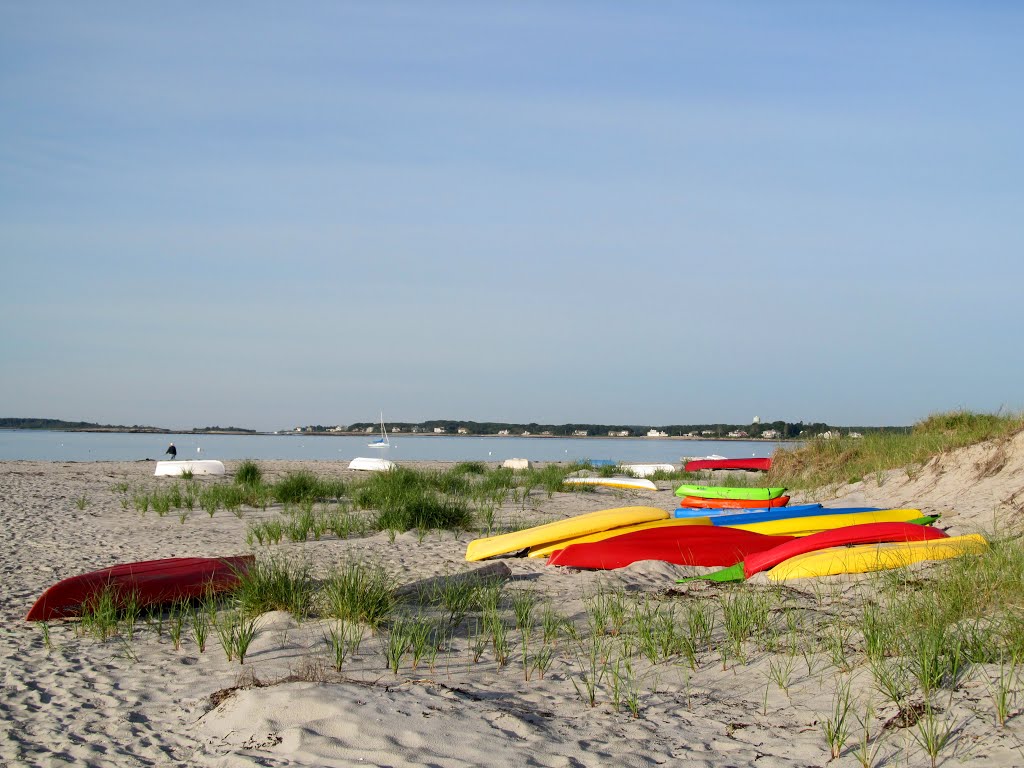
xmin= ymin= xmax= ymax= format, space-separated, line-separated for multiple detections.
xmin=742 ymin=523 xmax=947 ymax=579
xmin=685 ymin=458 xmax=772 ymax=472
xmin=26 ymin=555 xmax=254 ymax=621
xmin=546 ymin=527 xmax=793 ymax=570
xmin=679 ymin=495 xmax=790 ymax=509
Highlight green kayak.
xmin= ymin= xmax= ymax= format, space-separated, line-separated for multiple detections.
xmin=673 ymin=484 xmax=787 ymax=500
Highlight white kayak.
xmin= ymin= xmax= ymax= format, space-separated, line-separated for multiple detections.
xmin=348 ymin=457 xmax=397 ymax=472
xmin=154 ymin=460 xmax=226 ymax=477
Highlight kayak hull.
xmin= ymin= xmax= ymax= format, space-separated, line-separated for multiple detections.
xmin=547 ymin=526 xmax=794 ymax=570
xmin=563 ymin=476 xmax=657 ymax=491
xmin=743 ymin=522 xmax=948 ymax=579
xmin=727 ymin=509 xmax=927 ymax=537
xmin=674 ymin=484 xmax=786 ymax=501
xmin=685 ymin=458 xmax=772 ymax=472
xmin=528 ymin=517 xmax=713 ymax=558
xmin=465 ymin=506 xmax=669 ymax=561
xmin=678 ymin=495 xmax=791 ymax=509
xmin=26 ymin=555 xmax=253 ymax=621
xmin=675 ymin=503 xmax=823 ymax=518
xmin=767 ymin=534 xmax=988 ymax=580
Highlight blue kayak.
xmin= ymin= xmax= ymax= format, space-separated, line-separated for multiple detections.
xmin=578 ymin=459 xmax=617 ymax=468
xmin=701 ymin=506 xmax=883 ymax=526
xmin=673 ymin=503 xmax=823 ymax=519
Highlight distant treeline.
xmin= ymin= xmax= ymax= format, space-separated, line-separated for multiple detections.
xmin=332 ymin=420 xmax=912 ymax=438
xmin=0 ymin=417 xmax=165 ymax=431
xmin=0 ymin=418 xmax=256 ymax=434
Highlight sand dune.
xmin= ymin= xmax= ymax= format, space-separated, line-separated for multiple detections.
xmin=2 ymin=445 xmax=1023 ymax=766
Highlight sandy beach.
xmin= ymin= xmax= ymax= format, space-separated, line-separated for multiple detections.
xmin=2 ymin=439 xmax=1024 ymax=767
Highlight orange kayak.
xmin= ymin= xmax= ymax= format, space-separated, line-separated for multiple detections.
xmin=678 ymin=495 xmax=790 ymax=509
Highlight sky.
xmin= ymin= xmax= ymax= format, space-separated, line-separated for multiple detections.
xmin=2 ymin=2 xmax=1022 ymax=431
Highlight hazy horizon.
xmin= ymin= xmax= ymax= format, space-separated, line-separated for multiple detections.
xmin=3 ymin=3 xmax=1022 ymax=431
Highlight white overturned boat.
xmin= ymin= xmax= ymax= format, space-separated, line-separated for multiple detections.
xmin=154 ymin=460 xmax=226 ymax=477
xmin=348 ymin=457 xmax=396 ymax=472
xmin=621 ymin=463 xmax=675 ymax=478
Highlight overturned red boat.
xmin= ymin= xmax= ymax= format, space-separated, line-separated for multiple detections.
xmin=685 ymin=457 xmax=772 ymax=472
xmin=26 ymin=555 xmax=254 ymax=621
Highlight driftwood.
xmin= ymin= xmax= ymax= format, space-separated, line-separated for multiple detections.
xmin=395 ymin=561 xmax=512 ymax=599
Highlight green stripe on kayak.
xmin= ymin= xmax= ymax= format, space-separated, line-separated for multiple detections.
xmin=674 ymin=484 xmax=787 ymax=501
xmin=677 ymin=563 xmax=746 ymax=584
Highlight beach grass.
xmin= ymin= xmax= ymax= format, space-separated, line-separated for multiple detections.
xmin=232 ymin=556 xmax=314 ymax=619
xmin=769 ymin=409 xmax=1024 ymax=491
xmin=320 ymin=559 xmax=398 ymax=628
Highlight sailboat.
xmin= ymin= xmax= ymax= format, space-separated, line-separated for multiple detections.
xmin=368 ymin=412 xmax=390 ymax=448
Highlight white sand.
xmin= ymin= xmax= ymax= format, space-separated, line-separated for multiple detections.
xmin=2 ymin=439 xmax=1024 ymax=766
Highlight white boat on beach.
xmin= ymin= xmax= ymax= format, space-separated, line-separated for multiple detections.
xmin=621 ymin=463 xmax=676 ymax=477
xmin=154 ymin=460 xmax=226 ymax=477
xmin=348 ymin=457 xmax=396 ymax=472
xmin=562 ymin=476 xmax=657 ymax=491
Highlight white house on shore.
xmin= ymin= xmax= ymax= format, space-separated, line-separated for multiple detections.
xmin=646 ymin=429 xmax=668 ymax=437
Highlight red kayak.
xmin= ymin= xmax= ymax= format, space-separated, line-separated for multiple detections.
xmin=26 ymin=555 xmax=254 ymax=621
xmin=679 ymin=495 xmax=790 ymax=509
xmin=685 ymin=457 xmax=772 ymax=472
xmin=742 ymin=523 xmax=948 ymax=579
xmin=546 ymin=527 xmax=793 ymax=570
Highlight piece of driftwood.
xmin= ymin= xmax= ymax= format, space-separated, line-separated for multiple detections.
xmin=395 ymin=561 xmax=512 ymax=598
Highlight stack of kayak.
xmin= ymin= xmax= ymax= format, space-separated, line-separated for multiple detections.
xmin=463 ymin=491 xmax=988 ymax=579
xmin=675 ymin=483 xmax=790 ymax=509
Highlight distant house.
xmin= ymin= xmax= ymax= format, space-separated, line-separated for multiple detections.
xmin=391 ymin=427 xmax=401 ymax=433
xmin=608 ymin=430 xmax=630 ymax=437
xmin=701 ymin=430 xmax=715 ymax=436
xmin=761 ymin=429 xmax=781 ymax=439
xmin=522 ymin=431 xmax=531 ymax=436
xmin=498 ymin=429 xmax=510 ymax=436
xmin=820 ymin=431 xmax=840 ymax=439
xmin=849 ymin=432 xmax=863 ymax=439
xmin=646 ymin=429 xmax=668 ymax=438
xmin=727 ymin=430 xmax=748 ymax=438
xmin=457 ymin=427 xmax=469 ymax=435
xmin=434 ymin=427 xmax=446 ymax=434
xmin=573 ymin=430 xmax=588 ymax=436
xmin=541 ymin=430 xmax=552 ymax=436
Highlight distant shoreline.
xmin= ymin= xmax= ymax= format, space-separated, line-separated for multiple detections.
xmin=0 ymin=426 xmax=796 ymax=441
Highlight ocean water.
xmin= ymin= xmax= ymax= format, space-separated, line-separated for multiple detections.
xmin=0 ymin=430 xmax=782 ymax=464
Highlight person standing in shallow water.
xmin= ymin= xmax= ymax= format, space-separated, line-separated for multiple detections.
xmin=165 ymin=443 xmax=176 ymax=459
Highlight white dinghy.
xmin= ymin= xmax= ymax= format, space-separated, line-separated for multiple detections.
xmin=348 ymin=457 xmax=396 ymax=472
xmin=154 ymin=460 xmax=226 ymax=477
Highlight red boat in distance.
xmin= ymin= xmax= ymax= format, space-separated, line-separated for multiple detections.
xmin=685 ymin=457 xmax=772 ymax=472
xmin=678 ymin=495 xmax=790 ymax=509
xmin=26 ymin=555 xmax=254 ymax=622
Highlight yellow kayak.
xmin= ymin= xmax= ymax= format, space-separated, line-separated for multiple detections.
xmin=465 ymin=506 xmax=669 ymax=562
xmin=726 ymin=509 xmax=925 ymax=537
xmin=767 ymin=534 xmax=988 ymax=580
xmin=527 ymin=516 xmax=713 ymax=558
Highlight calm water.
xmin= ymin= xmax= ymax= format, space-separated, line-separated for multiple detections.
xmin=0 ymin=430 xmax=781 ymax=464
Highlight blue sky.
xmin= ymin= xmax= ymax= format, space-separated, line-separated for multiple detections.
xmin=2 ymin=2 xmax=1022 ymax=430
